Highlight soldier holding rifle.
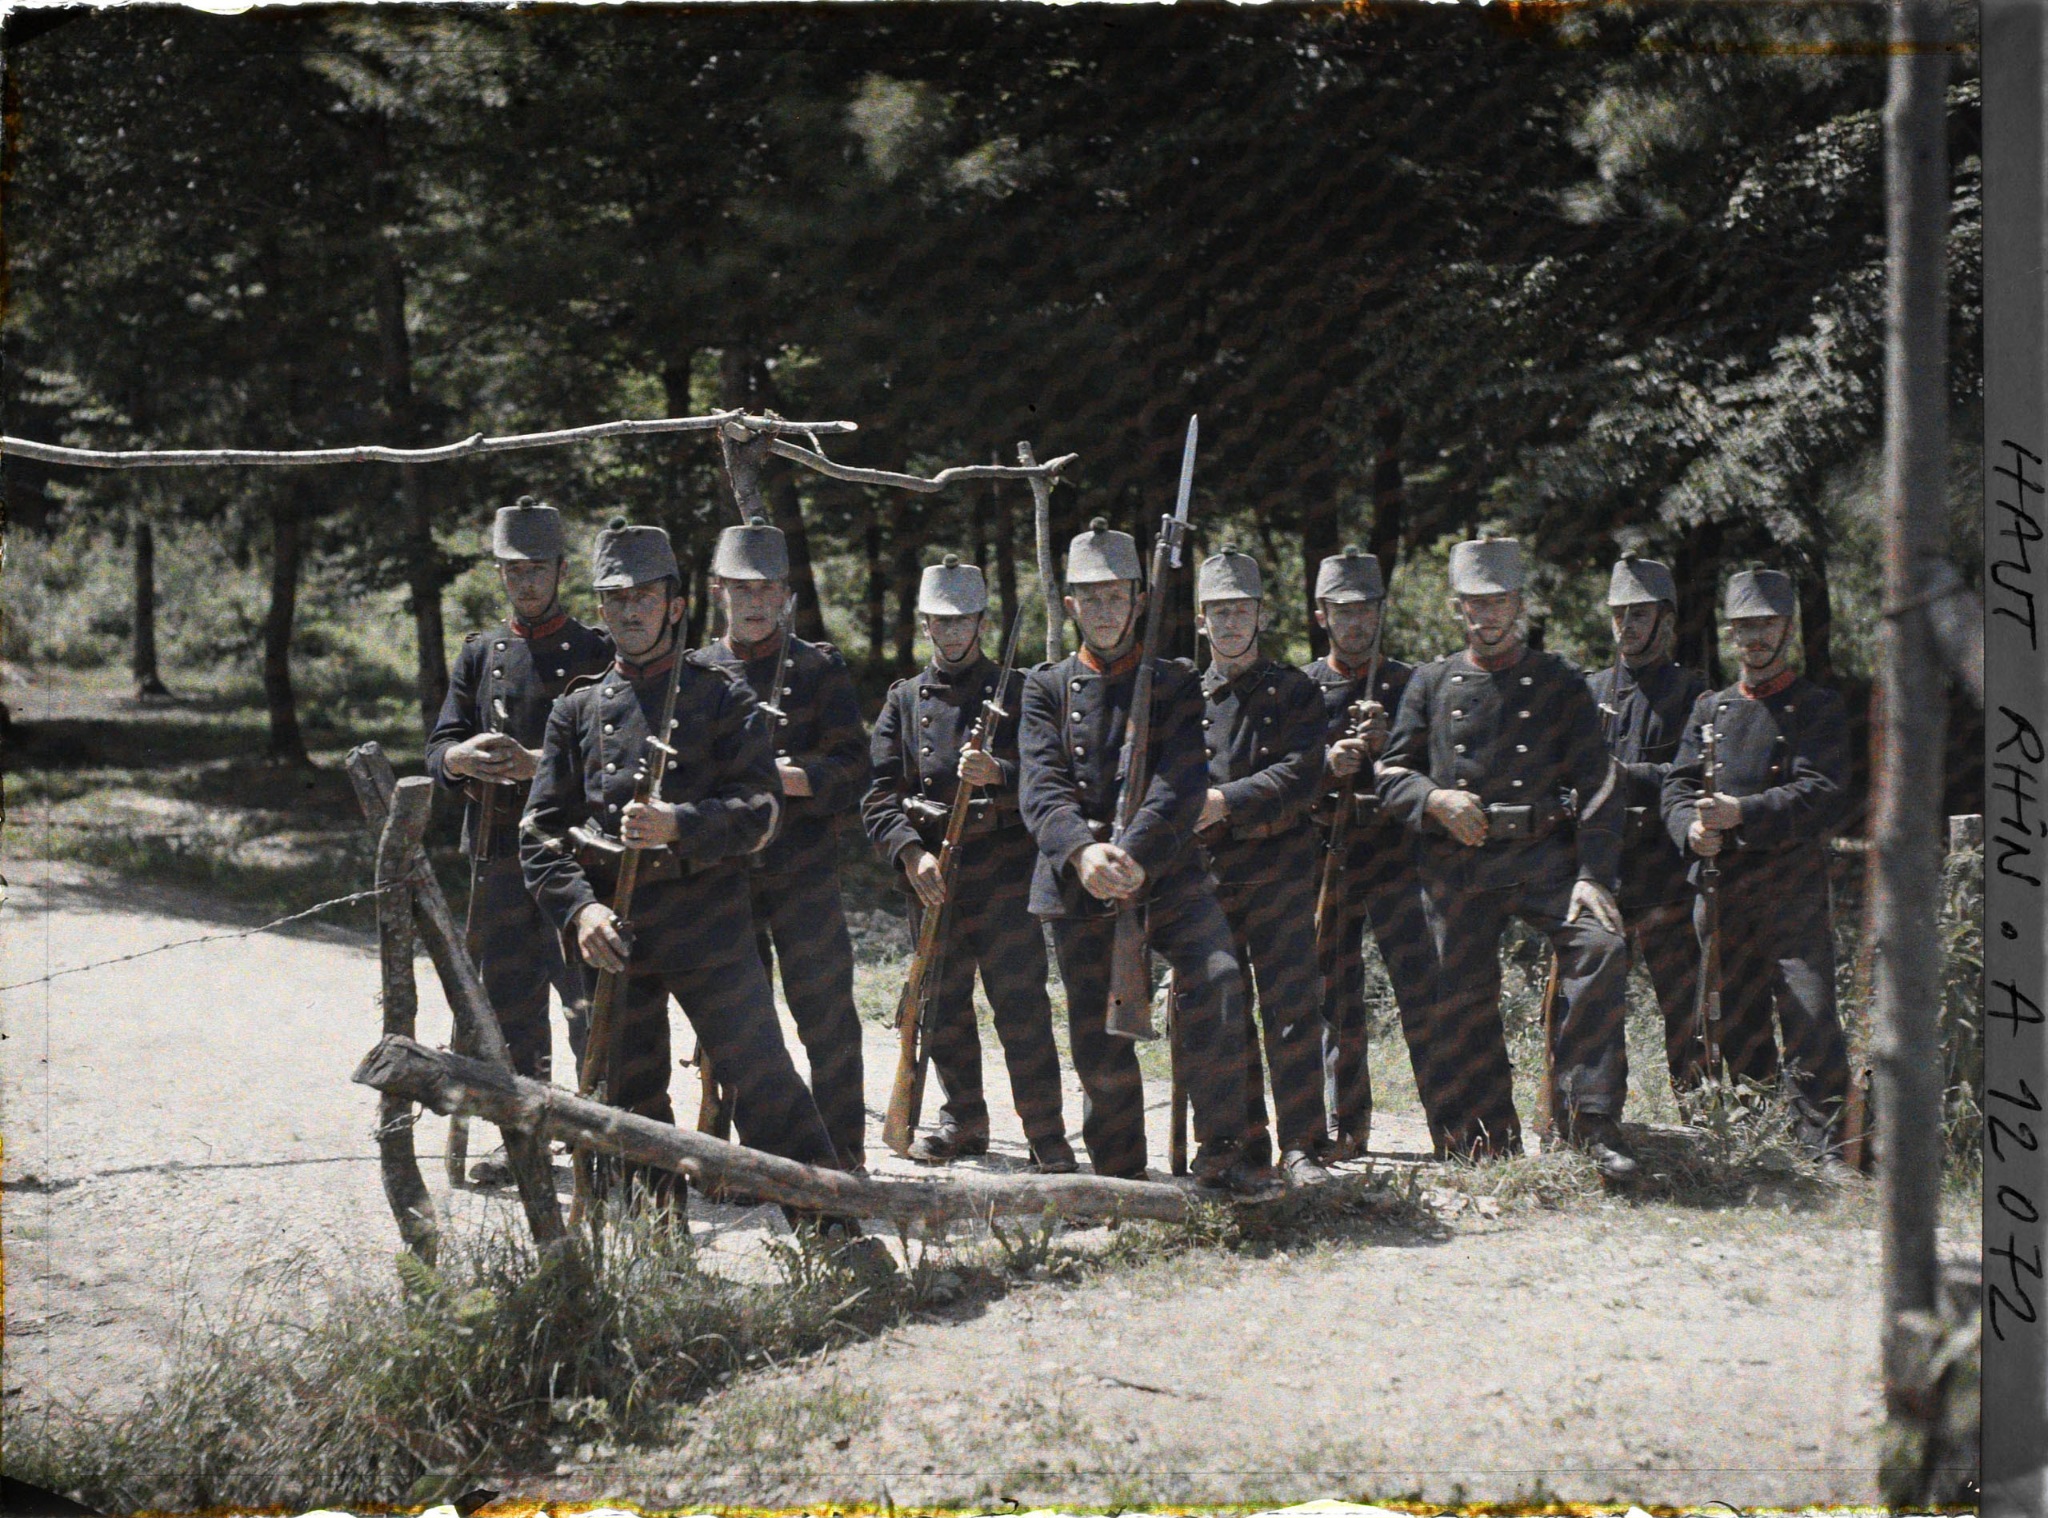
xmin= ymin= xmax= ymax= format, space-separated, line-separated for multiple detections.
xmin=1191 ymin=547 xmax=1332 ymax=1184
xmin=862 ymin=556 xmax=1075 ymax=1172
xmin=1303 ymin=546 xmax=1433 ymax=1162
xmin=1376 ymin=536 xmax=1636 ymax=1178
xmin=426 ymin=497 xmax=613 ymax=1184
xmin=1019 ymin=516 xmax=1254 ymax=1191
xmin=701 ymin=518 xmax=873 ymax=1173
xmin=1661 ymin=568 xmax=1852 ymax=1163
xmin=1586 ymin=555 xmax=1712 ymax=1095
xmin=520 ymin=520 xmax=844 ymax=1207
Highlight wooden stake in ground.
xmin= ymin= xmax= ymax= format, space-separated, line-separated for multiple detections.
xmin=1020 ymin=440 xmax=1064 ymax=664
xmin=345 ymin=744 xmax=567 ymax=1245
xmin=373 ymin=777 xmax=439 ymax=1264
xmin=352 ymin=1034 xmax=1328 ymax=1229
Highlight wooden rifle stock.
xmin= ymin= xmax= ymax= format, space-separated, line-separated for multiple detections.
xmin=451 ymin=695 xmax=512 ymax=1189
xmin=1312 ymin=677 xmax=1381 ymax=966
xmin=882 ymin=610 xmax=1024 ymax=1156
xmin=570 ymin=639 xmax=691 ymax=1226
xmin=1694 ymin=723 xmax=1724 ymax=1080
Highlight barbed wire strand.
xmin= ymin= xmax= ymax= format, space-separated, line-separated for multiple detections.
xmin=0 ymin=883 xmax=395 ymax=993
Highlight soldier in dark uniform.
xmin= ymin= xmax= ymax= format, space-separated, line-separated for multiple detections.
xmin=1662 ymin=568 xmax=1851 ymax=1159
xmin=1377 ymin=536 xmax=1637 ymax=1178
xmin=700 ymin=518 xmax=871 ymax=1172
xmin=862 ymin=556 xmax=1075 ymax=1172
xmin=1303 ymin=546 xmax=1435 ymax=1162
xmin=520 ymin=519 xmax=845 ymax=1205
xmin=426 ymin=496 xmax=613 ymax=1104
xmin=1586 ymin=555 xmax=1711 ymax=1095
xmin=1191 ymin=548 xmax=1331 ymax=1184
xmin=1018 ymin=518 xmax=1253 ymax=1191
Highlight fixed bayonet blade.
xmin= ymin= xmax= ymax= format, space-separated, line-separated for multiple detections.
xmin=1168 ymin=414 xmax=1198 ymax=568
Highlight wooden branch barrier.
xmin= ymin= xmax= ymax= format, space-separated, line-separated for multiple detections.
xmin=354 ymin=1035 xmax=1212 ymax=1228
xmin=346 ymin=748 xmax=567 ymax=1244
xmin=374 ymin=779 xmax=440 ymax=1264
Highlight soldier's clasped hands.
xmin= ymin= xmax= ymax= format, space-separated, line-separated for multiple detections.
xmin=1687 ymin=819 xmax=1725 ymax=857
xmin=448 ymin=730 xmax=540 ymax=784
xmin=1075 ymin=841 xmax=1146 ymax=901
xmin=1696 ymin=793 xmax=1743 ymax=831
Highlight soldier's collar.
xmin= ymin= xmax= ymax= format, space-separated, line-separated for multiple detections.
xmin=1078 ymin=644 xmax=1142 ymax=679
xmin=613 ymin=648 xmax=679 ymax=684
xmin=926 ymin=650 xmax=988 ymax=685
xmin=511 ymin=609 xmax=569 ymax=641
xmin=1327 ymin=650 xmax=1377 ymax=681
xmin=727 ymin=629 xmax=786 ymax=663
xmin=1740 ymin=667 xmax=1797 ymax=700
xmin=1462 ymin=641 xmax=1528 ymax=675
xmin=1203 ymin=655 xmax=1267 ymax=693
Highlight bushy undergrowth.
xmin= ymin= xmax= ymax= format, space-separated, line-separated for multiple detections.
xmin=5 ymin=1213 xmax=910 ymax=1514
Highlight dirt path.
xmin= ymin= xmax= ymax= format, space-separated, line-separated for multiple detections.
xmin=3 ymin=856 xmax=1918 ymax=1508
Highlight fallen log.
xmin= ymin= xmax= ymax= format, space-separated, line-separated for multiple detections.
xmin=354 ymin=1035 xmax=1215 ymax=1227
xmin=345 ymin=751 xmax=567 ymax=1245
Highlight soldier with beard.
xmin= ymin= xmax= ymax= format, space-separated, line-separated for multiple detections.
xmin=1586 ymin=555 xmax=1711 ymax=1096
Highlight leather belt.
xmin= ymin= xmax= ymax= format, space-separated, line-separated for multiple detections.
xmin=1479 ymin=800 xmax=1569 ymax=844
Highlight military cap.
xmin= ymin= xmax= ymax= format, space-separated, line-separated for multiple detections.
xmin=1448 ymin=536 xmax=1526 ymax=596
xmin=1066 ymin=516 xmax=1143 ymax=584
xmin=1725 ymin=567 xmax=1796 ymax=620
xmin=917 ymin=553 xmax=988 ymax=616
xmin=591 ymin=516 xmax=680 ymax=591
xmin=491 ymin=495 xmax=566 ymax=561
xmin=1607 ymin=554 xmax=1677 ymax=607
xmin=1314 ymin=545 xmax=1385 ymax=604
xmin=1196 ymin=545 xmax=1262 ymax=604
xmin=712 ymin=515 xmax=790 ymax=582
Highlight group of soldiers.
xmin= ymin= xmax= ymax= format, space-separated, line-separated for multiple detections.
xmin=427 ymin=492 xmax=1853 ymax=1204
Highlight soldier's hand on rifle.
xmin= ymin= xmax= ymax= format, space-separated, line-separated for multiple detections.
xmin=777 ymin=760 xmax=814 ymax=797
xmin=449 ymin=731 xmax=529 ymax=783
xmin=1359 ymin=700 xmax=1390 ymax=756
xmin=1197 ymin=788 xmax=1230 ymax=832
xmin=574 ymin=903 xmax=632 ymax=973
xmin=1425 ymin=787 xmax=1490 ymax=846
xmin=1075 ymin=842 xmax=1146 ymax=901
xmin=1327 ymin=736 xmax=1369 ymax=779
xmin=957 ymin=749 xmax=1003 ymax=789
xmin=903 ymin=844 xmax=946 ymax=910
xmin=1566 ymin=880 xmax=1624 ymax=936
xmin=1697 ymin=793 xmax=1743 ymax=831
xmin=621 ymin=798 xmax=680 ymax=847
xmin=1688 ymin=818 xmax=1726 ymax=857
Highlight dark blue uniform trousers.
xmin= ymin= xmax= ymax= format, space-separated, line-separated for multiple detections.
xmin=1318 ymin=851 xmax=1439 ymax=1147
xmin=1215 ymin=872 xmax=1330 ymax=1157
xmin=472 ymin=855 xmax=584 ymax=1080
xmin=750 ymin=860 xmax=868 ymax=1169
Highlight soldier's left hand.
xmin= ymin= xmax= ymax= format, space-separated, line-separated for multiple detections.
xmin=1566 ymin=880 xmax=1624 ymax=936
xmin=1326 ymin=737 xmax=1370 ymax=779
xmin=620 ymin=798 xmax=680 ymax=847
xmin=1359 ymin=700 xmax=1390 ymax=755
xmin=777 ymin=760 xmax=814 ymax=798
xmin=1697 ymin=794 xmax=1743 ymax=831
xmin=1197 ymin=789 xmax=1230 ymax=832
xmin=957 ymin=749 xmax=1003 ymax=788
xmin=501 ymin=744 xmax=541 ymax=783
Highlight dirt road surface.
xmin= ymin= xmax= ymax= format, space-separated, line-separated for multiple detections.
xmin=4 ymin=855 xmax=1906 ymax=1508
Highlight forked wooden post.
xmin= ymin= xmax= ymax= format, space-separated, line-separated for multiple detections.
xmin=345 ymin=743 xmax=567 ymax=1245
xmin=374 ymin=777 xmax=439 ymax=1263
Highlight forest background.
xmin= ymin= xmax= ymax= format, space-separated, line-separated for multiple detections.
xmin=4 ymin=1 xmax=1984 ymax=821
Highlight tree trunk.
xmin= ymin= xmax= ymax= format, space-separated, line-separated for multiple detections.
xmin=363 ymin=107 xmax=446 ymax=733
xmin=1367 ymin=403 xmax=1408 ymax=587
xmin=1673 ymin=516 xmax=1726 ymax=684
xmin=717 ymin=346 xmax=827 ymax=642
xmin=864 ymin=497 xmax=888 ymax=663
xmin=1873 ymin=0 xmax=1952 ymax=1499
xmin=131 ymin=514 xmax=169 ymax=698
xmin=262 ymin=487 xmax=309 ymax=765
xmin=1799 ymin=544 xmax=1836 ymax=684
xmin=893 ymin=528 xmax=919 ymax=674
xmin=1301 ymin=482 xmax=1340 ymax=664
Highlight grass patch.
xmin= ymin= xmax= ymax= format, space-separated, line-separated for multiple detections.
xmin=4 ymin=1210 xmax=913 ymax=1514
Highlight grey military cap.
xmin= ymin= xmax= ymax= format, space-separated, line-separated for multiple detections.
xmin=712 ymin=515 xmax=790 ymax=582
xmin=918 ymin=553 xmax=988 ymax=616
xmin=591 ymin=516 xmax=680 ymax=591
xmin=1197 ymin=546 xmax=1262 ymax=604
xmin=1607 ymin=554 xmax=1677 ymax=607
xmin=1314 ymin=545 xmax=1385 ymax=604
xmin=1725 ymin=567 xmax=1796 ymax=620
xmin=1448 ymin=536 xmax=1526 ymax=596
xmin=492 ymin=495 xmax=567 ymax=562
xmin=1066 ymin=517 xmax=1143 ymax=584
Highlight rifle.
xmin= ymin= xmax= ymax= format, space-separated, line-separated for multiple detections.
xmin=569 ymin=634 xmax=691 ymax=1228
xmin=1536 ymin=949 xmax=1563 ymax=1143
xmin=1312 ymin=678 xmax=1383 ymax=971
xmin=881 ymin=607 xmax=1026 ymax=1156
xmin=694 ymin=596 xmax=799 ymax=1140
xmin=450 ymin=694 xmax=512 ymax=1189
xmin=1104 ymin=415 xmax=1198 ymax=1040
xmin=1168 ymin=970 xmax=1188 ymax=1175
xmin=1694 ymin=722 xmax=1724 ymax=1086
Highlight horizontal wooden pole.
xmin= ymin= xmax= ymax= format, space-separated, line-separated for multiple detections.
xmin=353 ymin=1034 xmax=1215 ymax=1226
